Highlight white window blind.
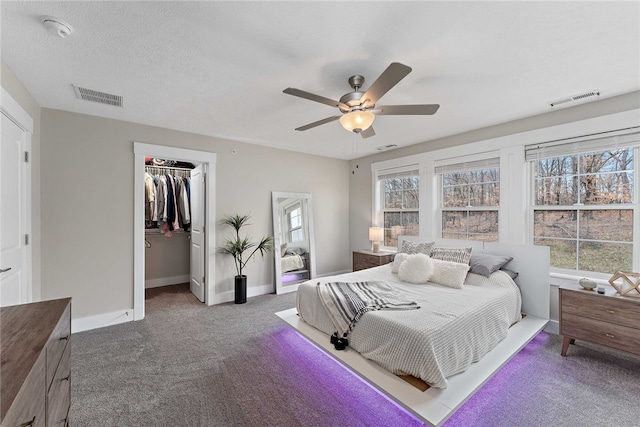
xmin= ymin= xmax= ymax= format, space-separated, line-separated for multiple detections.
xmin=525 ymin=128 xmax=640 ymax=161
xmin=377 ymin=166 xmax=419 ymax=181
xmin=435 ymin=157 xmax=500 ymax=175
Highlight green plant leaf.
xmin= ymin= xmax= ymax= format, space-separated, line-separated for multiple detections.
xmin=218 ymin=214 xmax=273 ymax=277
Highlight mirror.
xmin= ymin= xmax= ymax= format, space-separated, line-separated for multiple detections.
xmin=272 ymin=192 xmax=316 ymax=294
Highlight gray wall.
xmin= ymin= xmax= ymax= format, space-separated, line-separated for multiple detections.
xmin=348 ymin=91 xmax=640 ymax=253
xmin=40 ymin=109 xmax=350 ymax=319
xmin=144 ymin=232 xmax=190 ymax=286
xmin=1 ymin=59 xmax=42 ymax=300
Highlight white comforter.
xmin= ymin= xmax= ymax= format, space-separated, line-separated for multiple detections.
xmin=281 ymin=254 xmax=304 ymax=273
xmin=296 ymin=264 xmax=521 ymax=388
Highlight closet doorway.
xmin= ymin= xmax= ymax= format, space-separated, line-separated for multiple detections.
xmin=133 ymin=143 xmax=216 ymax=321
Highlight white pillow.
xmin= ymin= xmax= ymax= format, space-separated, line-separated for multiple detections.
xmin=429 ymin=258 xmax=470 ymax=289
xmin=398 ymin=254 xmax=433 ymax=284
xmin=391 ymin=252 xmax=409 ymax=273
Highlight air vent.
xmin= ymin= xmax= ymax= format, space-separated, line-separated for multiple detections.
xmin=376 ymin=144 xmax=398 ymax=151
xmin=550 ymin=90 xmax=599 ymax=108
xmin=73 ymin=85 xmax=123 ymax=107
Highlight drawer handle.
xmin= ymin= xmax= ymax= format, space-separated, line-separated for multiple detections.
xmin=60 ymin=335 xmax=69 ymax=341
xmin=606 ymin=309 xmax=615 ymax=314
xmin=62 ymin=375 xmax=70 ymax=382
xmin=604 ymin=333 xmax=615 ymax=339
xmin=20 ymin=416 xmax=36 ymax=427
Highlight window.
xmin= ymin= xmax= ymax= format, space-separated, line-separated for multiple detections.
xmin=527 ymin=131 xmax=638 ymax=274
xmin=378 ymin=168 xmax=419 ymax=248
xmin=437 ymin=158 xmax=500 ymax=241
xmin=285 ymin=203 xmax=304 ymax=243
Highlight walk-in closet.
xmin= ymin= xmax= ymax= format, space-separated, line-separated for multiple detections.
xmin=143 ymin=157 xmax=205 ymax=305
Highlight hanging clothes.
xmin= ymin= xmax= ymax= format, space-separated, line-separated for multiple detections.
xmin=175 ymin=176 xmax=191 ymax=231
xmin=144 ymin=172 xmax=157 ymax=228
xmin=144 ymin=166 xmax=192 ymax=236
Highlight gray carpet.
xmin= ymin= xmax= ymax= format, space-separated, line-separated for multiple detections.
xmin=70 ymin=284 xmax=640 ymax=426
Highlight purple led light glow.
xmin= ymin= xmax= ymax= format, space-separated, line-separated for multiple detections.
xmin=281 ymin=273 xmax=300 ymax=283
xmin=443 ymin=331 xmax=550 ymax=426
xmin=272 ymin=327 xmax=425 ymax=426
xmin=273 ymin=326 xmax=551 ymax=426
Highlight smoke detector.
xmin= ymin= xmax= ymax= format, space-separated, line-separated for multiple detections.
xmin=41 ymin=16 xmax=74 ymax=38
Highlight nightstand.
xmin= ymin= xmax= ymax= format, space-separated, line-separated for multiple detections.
xmin=353 ymin=250 xmax=394 ymax=271
xmin=559 ymin=285 xmax=640 ymax=357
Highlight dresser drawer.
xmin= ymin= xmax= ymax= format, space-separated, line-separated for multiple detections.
xmin=1 ymin=354 xmax=46 ymax=427
xmin=353 ymin=251 xmax=394 ymax=271
xmin=46 ymin=303 xmax=71 ymax=391
xmin=561 ymin=312 xmax=640 ymax=356
xmin=561 ymin=289 xmax=640 ymax=327
xmin=47 ymin=342 xmax=71 ymax=427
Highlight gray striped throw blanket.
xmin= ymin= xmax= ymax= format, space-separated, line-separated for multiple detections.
xmin=317 ymin=281 xmax=420 ymax=337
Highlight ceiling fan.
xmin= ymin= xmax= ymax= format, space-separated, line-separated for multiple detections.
xmin=283 ymin=62 xmax=439 ymax=138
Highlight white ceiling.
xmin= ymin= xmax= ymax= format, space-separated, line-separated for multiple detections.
xmin=2 ymin=1 xmax=639 ymax=160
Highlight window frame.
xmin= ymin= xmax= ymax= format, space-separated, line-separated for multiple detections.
xmin=285 ymin=202 xmax=304 ymax=243
xmin=437 ymin=156 xmax=501 ymax=242
xmin=374 ymin=165 xmax=420 ymax=251
xmin=528 ymin=145 xmax=638 ymax=278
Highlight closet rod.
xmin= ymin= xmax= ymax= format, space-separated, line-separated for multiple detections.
xmin=145 ymin=164 xmax=194 ymax=171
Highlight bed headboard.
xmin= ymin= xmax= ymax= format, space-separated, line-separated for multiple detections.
xmin=397 ymin=236 xmax=550 ymax=320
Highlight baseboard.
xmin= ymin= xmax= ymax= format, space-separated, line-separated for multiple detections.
xmin=208 ymin=283 xmax=274 ymax=305
xmin=207 ymin=274 xmax=355 ymax=305
xmin=145 ymin=274 xmax=190 ymax=288
xmin=72 ymin=309 xmax=134 ymax=333
xmin=544 ymin=319 xmax=559 ymax=335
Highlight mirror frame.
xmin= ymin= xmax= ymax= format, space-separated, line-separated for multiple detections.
xmin=271 ymin=192 xmax=316 ymax=295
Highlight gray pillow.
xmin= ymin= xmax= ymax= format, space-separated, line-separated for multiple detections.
xmin=401 ymin=240 xmax=435 ymax=255
xmin=500 ymin=268 xmax=519 ymax=280
xmin=284 ymin=247 xmax=306 ymax=255
xmin=430 ymin=246 xmax=472 ymax=264
xmin=469 ymin=254 xmax=513 ymax=277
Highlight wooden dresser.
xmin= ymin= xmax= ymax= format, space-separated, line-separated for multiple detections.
xmin=1 ymin=298 xmax=72 ymax=427
xmin=353 ymin=250 xmax=394 ymax=271
xmin=559 ymin=285 xmax=640 ymax=357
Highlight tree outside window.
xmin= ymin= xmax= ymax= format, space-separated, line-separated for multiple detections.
xmin=441 ymin=167 xmax=500 ymax=241
xmin=382 ymin=174 xmax=419 ymax=247
xmin=533 ymin=148 xmax=634 ymax=273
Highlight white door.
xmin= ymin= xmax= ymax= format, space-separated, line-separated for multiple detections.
xmin=190 ymin=164 xmax=205 ymax=302
xmin=0 ymin=113 xmax=29 ymax=306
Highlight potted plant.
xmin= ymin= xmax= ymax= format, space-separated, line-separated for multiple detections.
xmin=218 ymin=213 xmax=273 ymax=304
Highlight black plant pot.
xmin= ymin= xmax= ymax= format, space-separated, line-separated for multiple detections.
xmin=235 ymin=275 xmax=247 ymax=304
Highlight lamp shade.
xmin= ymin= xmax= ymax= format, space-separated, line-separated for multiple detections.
xmin=339 ymin=111 xmax=375 ymax=133
xmin=369 ymin=227 xmax=383 ymax=242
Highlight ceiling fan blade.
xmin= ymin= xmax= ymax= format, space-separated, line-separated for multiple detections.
xmin=360 ymin=127 xmax=376 ymax=139
xmin=375 ymin=104 xmax=440 ymax=115
xmin=360 ymin=62 xmax=412 ymax=107
xmin=283 ymin=88 xmax=349 ymax=110
xmin=294 ymin=115 xmax=341 ymax=131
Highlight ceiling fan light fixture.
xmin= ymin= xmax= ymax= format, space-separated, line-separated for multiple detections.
xmin=339 ymin=111 xmax=375 ymax=133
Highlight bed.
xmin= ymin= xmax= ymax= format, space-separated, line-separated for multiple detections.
xmin=280 ymin=248 xmax=311 ymax=284
xmin=276 ymin=238 xmax=550 ymax=426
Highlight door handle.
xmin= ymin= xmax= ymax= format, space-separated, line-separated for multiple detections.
xmin=0 ymin=267 xmax=12 ymax=273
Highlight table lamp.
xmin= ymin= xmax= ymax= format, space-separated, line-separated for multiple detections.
xmin=369 ymin=227 xmax=383 ymax=253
